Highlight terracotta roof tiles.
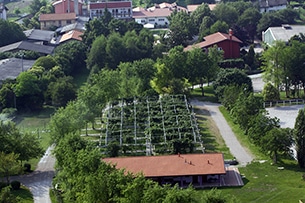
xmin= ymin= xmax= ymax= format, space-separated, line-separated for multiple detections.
xmin=39 ymin=13 xmax=77 ymax=21
xmin=184 ymin=32 xmax=242 ymax=51
xmin=104 ymin=153 xmax=225 ymax=177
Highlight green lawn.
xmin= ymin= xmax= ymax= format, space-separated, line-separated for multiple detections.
xmin=190 ymin=85 xmax=218 ymax=103
xmin=193 ymin=88 xmax=305 ymax=202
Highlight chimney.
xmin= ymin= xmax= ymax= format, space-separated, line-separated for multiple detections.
xmin=74 ymin=0 xmax=79 ymax=15
xmin=178 ymin=153 xmax=180 ymax=157
xmin=229 ymin=29 xmax=233 ymax=40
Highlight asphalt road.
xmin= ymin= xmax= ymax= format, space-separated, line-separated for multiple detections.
xmin=11 ymin=145 xmax=55 ymax=203
xmin=191 ymin=100 xmax=254 ymax=166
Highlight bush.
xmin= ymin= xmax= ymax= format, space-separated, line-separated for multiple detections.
xmin=10 ymin=181 xmax=21 ymax=190
xmin=24 ymin=163 xmax=31 ymax=172
xmin=0 ymin=182 xmax=9 ymax=190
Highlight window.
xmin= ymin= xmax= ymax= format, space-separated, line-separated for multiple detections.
xmin=158 ymin=18 xmax=164 ymax=21
xmin=67 ymin=20 xmax=71 ymax=24
xmin=148 ymin=19 xmax=155 ymax=22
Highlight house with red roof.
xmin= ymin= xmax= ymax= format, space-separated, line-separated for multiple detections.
xmin=104 ymin=153 xmax=227 ymax=188
xmin=39 ymin=13 xmax=77 ymax=30
xmin=133 ymin=2 xmax=187 ymax=28
xmin=58 ymin=30 xmax=83 ymax=44
xmin=184 ymin=31 xmax=242 ymax=59
xmin=88 ymin=1 xmax=132 ymax=20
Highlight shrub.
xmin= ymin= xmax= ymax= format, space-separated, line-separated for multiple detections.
xmin=0 ymin=182 xmax=8 ymax=190
xmin=24 ymin=163 xmax=31 ymax=172
xmin=10 ymin=181 xmax=21 ymax=190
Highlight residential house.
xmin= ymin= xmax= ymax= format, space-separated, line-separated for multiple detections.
xmin=262 ymin=24 xmax=305 ymax=46
xmin=0 ymin=41 xmax=54 ymax=55
xmin=259 ymin=0 xmax=287 ymax=13
xmin=58 ymin=30 xmax=83 ymax=44
xmin=0 ymin=3 xmax=8 ymax=20
xmin=23 ymin=29 xmax=56 ymax=45
xmin=184 ymin=31 xmax=242 ymax=59
xmin=52 ymin=0 xmax=83 ymax=16
xmin=0 ymin=58 xmax=35 ymax=84
xmin=104 ymin=153 xmax=228 ymax=188
xmin=88 ymin=1 xmax=132 ymax=20
xmin=133 ymin=2 xmax=187 ymax=28
xmin=39 ymin=13 xmax=77 ymax=30
xmin=187 ymin=3 xmax=216 ymax=14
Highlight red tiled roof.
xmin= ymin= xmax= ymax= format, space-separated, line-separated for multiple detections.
xmin=59 ymin=30 xmax=83 ymax=43
xmin=89 ymin=1 xmax=132 ymax=9
xmin=184 ymin=32 xmax=242 ymax=51
xmin=39 ymin=13 xmax=77 ymax=21
xmin=187 ymin=4 xmax=216 ymax=12
xmin=133 ymin=2 xmax=187 ymax=18
xmin=104 ymin=153 xmax=226 ymax=177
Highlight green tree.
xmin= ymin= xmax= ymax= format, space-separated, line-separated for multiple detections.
xmin=213 ymin=68 xmax=253 ymax=100
xmin=168 ymin=11 xmax=195 ymax=47
xmin=106 ymin=32 xmax=125 ymax=69
xmin=210 ymin=20 xmax=229 ymax=34
xmin=0 ymin=152 xmax=20 ymax=184
xmin=294 ymin=108 xmax=305 ymax=168
xmin=0 ymin=186 xmax=19 ymax=203
xmin=0 ymin=20 xmax=26 ymax=47
xmin=86 ymin=35 xmax=107 ymax=72
xmin=186 ymin=47 xmax=211 ymax=94
xmin=248 ymin=111 xmax=280 ymax=146
xmin=33 ymin=55 xmax=57 ymax=71
xmin=261 ymin=128 xmax=293 ymax=163
xmin=54 ymin=41 xmax=87 ymax=74
xmin=262 ymin=83 xmax=280 ymax=101
xmin=231 ymin=92 xmax=263 ymax=132
xmin=190 ymin=3 xmax=213 ymax=34
xmin=212 ymin=3 xmax=238 ymax=27
xmin=237 ymin=7 xmax=261 ymax=42
xmin=47 ymin=76 xmax=76 ymax=107
xmin=14 ymin=71 xmax=44 ymax=110
xmin=261 ymin=40 xmax=288 ymax=90
xmin=29 ymin=0 xmax=47 ymax=15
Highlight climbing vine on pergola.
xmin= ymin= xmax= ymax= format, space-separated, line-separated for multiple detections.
xmin=100 ymin=95 xmax=202 ymax=156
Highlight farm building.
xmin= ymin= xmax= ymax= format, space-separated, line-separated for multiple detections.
xmin=104 ymin=153 xmax=227 ymax=188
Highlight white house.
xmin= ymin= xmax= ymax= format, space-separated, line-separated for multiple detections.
xmin=259 ymin=0 xmax=287 ymax=13
xmin=262 ymin=24 xmax=305 ymax=46
xmin=88 ymin=0 xmax=132 ymax=20
xmin=0 ymin=3 xmax=8 ymax=20
xmin=133 ymin=2 xmax=187 ymax=28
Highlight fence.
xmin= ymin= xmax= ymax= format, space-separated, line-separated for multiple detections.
xmin=263 ymin=99 xmax=305 ymax=108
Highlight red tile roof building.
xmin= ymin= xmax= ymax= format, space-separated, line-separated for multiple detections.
xmin=104 ymin=153 xmax=226 ymax=188
xmin=133 ymin=2 xmax=187 ymax=28
xmin=88 ymin=1 xmax=132 ymax=20
xmin=59 ymin=30 xmax=83 ymax=43
xmin=39 ymin=13 xmax=77 ymax=30
xmin=184 ymin=31 xmax=242 ymax=59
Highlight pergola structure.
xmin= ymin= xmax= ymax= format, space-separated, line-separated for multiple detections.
xmin=100 ymin=95 xmax=202 ymax=155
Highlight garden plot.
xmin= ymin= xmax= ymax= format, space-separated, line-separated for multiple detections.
xmin=99 ymin=95 xmax=202 ymax=156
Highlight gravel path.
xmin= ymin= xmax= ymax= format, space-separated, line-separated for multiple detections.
xmin=191 ymin=99 xmax=254 ymax=166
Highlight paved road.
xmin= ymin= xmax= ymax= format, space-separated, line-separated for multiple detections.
xmin=191 ymin=99 xmax=254 ymax=166
xmin=11 ymin=145 xmax=55 ymax=203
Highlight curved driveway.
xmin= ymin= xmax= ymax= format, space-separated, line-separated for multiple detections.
xmin=191 ymin=99 xmax=254 ymax=166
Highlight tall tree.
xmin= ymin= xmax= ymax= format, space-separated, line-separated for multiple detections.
xmin=261 ymin=40 xmax=287 ymax=90
xmin=261 ymin=128 xmax=293 ymax=164
xmin=0 ymin=20 xmax=26 ymax=47
xmin=294 ymin=108 xmax=305 ymax=168
xmin=212 ymin=3 xmax=238 ymax=27
xmin=0 ymin=152 xmax=20 ymax=184
xmin=168 ymin=11 xmax=195 ymax=47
